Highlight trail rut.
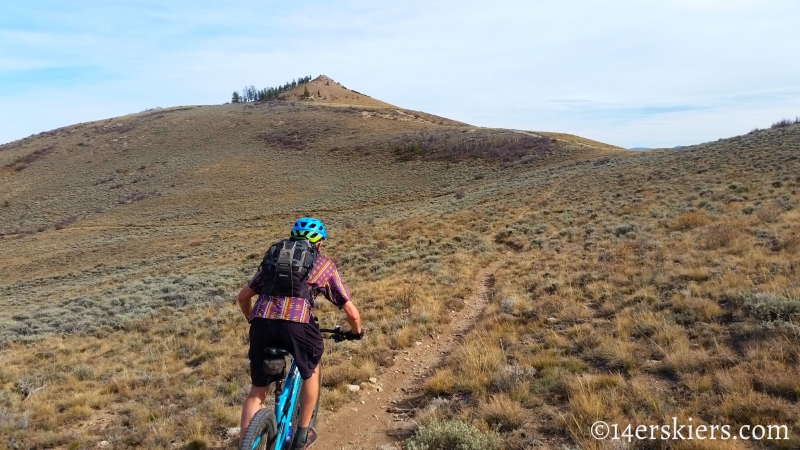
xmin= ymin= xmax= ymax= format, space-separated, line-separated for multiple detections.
xmin=317 ymin=258 xmax=505 ymax=450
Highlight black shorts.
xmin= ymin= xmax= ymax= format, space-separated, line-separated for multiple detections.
xmin=248 ymin=317 xmax=324 ymax=385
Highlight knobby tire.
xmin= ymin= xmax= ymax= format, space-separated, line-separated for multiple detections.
xmin=239 ymin=408 xmax=277 ymax=450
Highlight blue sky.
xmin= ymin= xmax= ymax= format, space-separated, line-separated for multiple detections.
xmin=1 ymin=1 xmax=799 ymax=148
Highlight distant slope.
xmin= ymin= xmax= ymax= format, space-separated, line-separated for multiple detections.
xmin=0 ymin=102 xmax=619 ymax=241
xmin=537 ymin=131 xmax=625 ymax=151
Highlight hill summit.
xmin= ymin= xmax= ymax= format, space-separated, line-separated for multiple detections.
xmin=279 ymin=75 xmax=396 ymax=108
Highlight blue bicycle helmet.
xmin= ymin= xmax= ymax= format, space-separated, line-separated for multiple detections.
xmin=290 ymin=217 xmax=327 ymax=243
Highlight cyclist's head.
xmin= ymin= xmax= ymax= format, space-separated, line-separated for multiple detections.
xmin=290 ymin=217 xmax=327 ymax=243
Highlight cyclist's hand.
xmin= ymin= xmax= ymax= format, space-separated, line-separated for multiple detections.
xmin=343 ymin=330 xmax=364 ymax=341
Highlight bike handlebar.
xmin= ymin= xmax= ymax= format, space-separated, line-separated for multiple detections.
xmin=319 ymin=325 xmax=362 ymax=342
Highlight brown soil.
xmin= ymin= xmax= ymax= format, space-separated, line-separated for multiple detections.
xmin=316 ymin=258 xmax=506 ymax=449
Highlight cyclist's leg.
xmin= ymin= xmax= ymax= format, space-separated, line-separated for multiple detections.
xmin=240 ymin=385 xmax=268 ymax=432
xmin=278 ymin=319 xmax=323 ymax=448
xmin=241 ymin=319 xmax=274 ymax=432
xmin=308 ymin=364 xmax=321 ymax=428
xmin=298 ymin=364 xmax=320 ymax=427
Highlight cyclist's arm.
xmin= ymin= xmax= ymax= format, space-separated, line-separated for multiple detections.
xmin=237 ymin=285 xmax=257 ymax=319
xmin=342 ymin=301 xmax=361 ymax=335
xmin=312 ymin=258 xmax=361 ymax=333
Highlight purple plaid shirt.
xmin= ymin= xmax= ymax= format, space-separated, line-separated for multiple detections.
xmin=248 ymin=253 xmax=351 ymax=323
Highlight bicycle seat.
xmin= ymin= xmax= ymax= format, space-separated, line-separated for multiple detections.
xmin=264 ymin=348 xmax=290 ymax=358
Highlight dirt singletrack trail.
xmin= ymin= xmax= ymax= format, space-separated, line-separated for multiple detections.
xmin=317 ymin=258 xmax=506 ymax=449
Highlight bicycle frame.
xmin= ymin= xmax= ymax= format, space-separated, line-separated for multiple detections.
xmin=274 ymin=359 xmax=303 ymax=449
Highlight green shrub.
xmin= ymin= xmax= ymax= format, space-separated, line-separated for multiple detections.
xmin=404 ymin=418 xmax=501 ymax=450
xmin=744 ymin=294 xmax=800 ymax=322
xmin=72 ymin=364 xmax=94 ymax=381
xmin=613 ymin=223 xmax=637 ymax=237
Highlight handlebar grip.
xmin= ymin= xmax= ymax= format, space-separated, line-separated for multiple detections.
xmin=320 ymin=326 xmax=362 ymax=341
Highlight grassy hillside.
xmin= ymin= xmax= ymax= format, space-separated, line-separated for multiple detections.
xmin=0 ymin=90 xmax=797 ymax=449
xmin=423 ymin=124 xmax=800 ymax=449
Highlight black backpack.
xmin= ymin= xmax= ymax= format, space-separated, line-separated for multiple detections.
xmin=258 ymin=238 xmax=318 ymax=300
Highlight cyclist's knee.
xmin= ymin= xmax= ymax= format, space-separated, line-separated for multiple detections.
xmin=247 ymin=385 xmax=269 ymax=400
xmin=301 ymin=365 xmax=320 ymax=383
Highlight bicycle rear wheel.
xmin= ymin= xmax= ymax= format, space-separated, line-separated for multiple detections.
xmin=239 ymin=408 xmax=277 ymax=450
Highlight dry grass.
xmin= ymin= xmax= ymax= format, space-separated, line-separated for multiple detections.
xmin=419 ymin=124 xmax=800 ymax=448
xmin=1 ymin=102 xmax=799 ymax=448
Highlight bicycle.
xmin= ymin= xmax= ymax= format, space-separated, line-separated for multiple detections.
xmin=239 ymin=325 xmax=360 ymax=450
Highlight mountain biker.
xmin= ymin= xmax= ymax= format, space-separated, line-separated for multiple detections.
xmin=236 ymin=217 xmax=362 ymax=449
